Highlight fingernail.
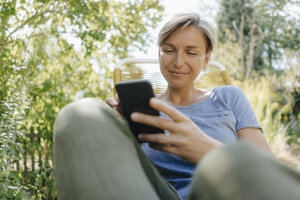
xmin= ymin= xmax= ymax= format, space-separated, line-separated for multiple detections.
xmin=138 ymin=134 xmax=144 ymax=140
xmin=131 ymin=113 xmax=138 ymax=120
xmin=150 ymin=98 xmax=159 ymax=103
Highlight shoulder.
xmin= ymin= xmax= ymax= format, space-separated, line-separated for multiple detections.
xmin=208 ymin=85 xmax=251 ymax=111
xmin=213 ymin=85 xmax=243 ymax=95
xmin=211 ymin=85 xmax=244 ymax=101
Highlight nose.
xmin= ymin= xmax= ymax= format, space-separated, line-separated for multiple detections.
xmin=174 ymin=52 xmax=185 ymax=68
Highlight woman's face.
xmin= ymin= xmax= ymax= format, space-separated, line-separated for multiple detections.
xmin=159 ymin=25 xmax=210 ymax=89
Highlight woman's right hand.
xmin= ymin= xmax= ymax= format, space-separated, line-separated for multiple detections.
xmin=105 ymin=95 xmax=123 ymax=115
xmin=130 ymin=98 xmax=222 ymax=164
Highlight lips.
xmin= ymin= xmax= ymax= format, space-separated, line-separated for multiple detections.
xmin=169 ymin=70 xmax=187 ymax=77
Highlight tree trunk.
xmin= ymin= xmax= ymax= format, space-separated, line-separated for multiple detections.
xmin=245 ymin=11 xmax=257 ymax=79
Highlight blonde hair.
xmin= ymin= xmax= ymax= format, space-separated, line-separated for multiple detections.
xmin=158 ymin=13 xmax=215 ymax=53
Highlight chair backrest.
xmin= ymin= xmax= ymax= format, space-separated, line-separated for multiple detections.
xmin=114 ymin=58 xmax=232 ymax=95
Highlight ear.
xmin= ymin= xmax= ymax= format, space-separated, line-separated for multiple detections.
xmin=202 ymin=53 xmax=211 ymax=69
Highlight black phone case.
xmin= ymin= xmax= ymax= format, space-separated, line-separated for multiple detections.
xmin=116 ymin=80 xmax=164 ymax=141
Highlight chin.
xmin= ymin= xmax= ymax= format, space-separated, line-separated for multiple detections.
xmin=163 ymin=74 xmax=194 ymax=89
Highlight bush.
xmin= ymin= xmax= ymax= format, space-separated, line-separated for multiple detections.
xmin=235 ymin=76 xmax=300 ymax=170
xmin=0 ymin=92 xmax=32 ymax=199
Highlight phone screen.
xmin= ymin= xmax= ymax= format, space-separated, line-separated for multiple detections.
xmin=116 ymin=79 xmax=164 ymax=141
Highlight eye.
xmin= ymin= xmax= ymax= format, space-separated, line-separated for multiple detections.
xmin=186 ymin=51 xmax=197 ymax=55
xmin=162 ymin=49 xmax=176 ymax=54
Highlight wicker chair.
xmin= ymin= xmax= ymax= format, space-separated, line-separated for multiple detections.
xmin=114 ymin=58 xmax=232 ymax=95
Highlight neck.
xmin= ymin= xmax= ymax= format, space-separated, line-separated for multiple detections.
xmin=158 ymin=86 xmax=202 ymax=106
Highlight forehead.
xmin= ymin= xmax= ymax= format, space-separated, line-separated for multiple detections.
xmin=163 ymin=26 xmax=207 ymax=48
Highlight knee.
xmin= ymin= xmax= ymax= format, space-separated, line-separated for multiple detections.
xmin=54 ymin=98 xmax=109 ymax=143
xmin=189 ymin=142 xmax=274 ymax=199
xmin=202 ymin=143 xmax=255 ymax=169
xmin=196 ymin=142 xmax=271 ymax=180
xmin=53 ymin=97 xmax=129 ymax=145
xmin=55 ymin=98 xmax=106 ymax=123
xmin=54 ymin=98 xmax=113 ymax=132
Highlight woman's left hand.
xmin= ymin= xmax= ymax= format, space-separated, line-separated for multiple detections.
xmin=130 ymin=98 xmax=223 ymax=164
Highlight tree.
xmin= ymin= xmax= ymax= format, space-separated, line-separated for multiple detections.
xmin=216 ymin=0 xmax=299 ymax=79
xmin=0 ymin=0 xmax=164 ymax=198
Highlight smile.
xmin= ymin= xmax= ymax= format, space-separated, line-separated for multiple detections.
xmin=169 ymin=70 xmax=187 ymax=77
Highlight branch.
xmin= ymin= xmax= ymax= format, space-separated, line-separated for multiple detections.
xmin=232 ymin=14 xmax=245 ymax=71
xmin=7 ymin=9 xmax=61 ymax=39
xmin=0 ymin=9 xmax=61 ymax=47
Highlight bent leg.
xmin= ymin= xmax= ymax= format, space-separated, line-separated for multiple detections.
xmin=54 ymin=98 xmax=180 ymax=200
xmin=188 ymin=142 xmax=300 ymax=200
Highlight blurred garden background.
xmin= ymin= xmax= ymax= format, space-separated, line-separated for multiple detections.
xmin=0 ymin=0 xmax=299 ymax=199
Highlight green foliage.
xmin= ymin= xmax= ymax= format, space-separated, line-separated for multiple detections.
xmin=236 ymin=76 xmax=290 ymax=140
xmin=215 ymin=38 xmax=300 ymax=142
xmin=274 ymin=65 xmax=300 ymax=143
xmin=213 ymin=37 xmax=244 ymax=79
xmin=216 ymin=0 xmax=299 ymax=79
xmin=0 ymin=0 xmax=164 ymax=199
xmin=236 ymin=74 xmax=300 ymax=169
xmin=214 ymin=11 xmax=300 ymax=165
xmin=0 ymin=91 xmax=32 ymax=199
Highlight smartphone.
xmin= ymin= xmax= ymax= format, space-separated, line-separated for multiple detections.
xmin=116 ymin=79 xmax=164 ymax=141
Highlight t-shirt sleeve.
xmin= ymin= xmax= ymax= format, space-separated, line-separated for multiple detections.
xmin=222 ymin=86 xmax=263 ymax=133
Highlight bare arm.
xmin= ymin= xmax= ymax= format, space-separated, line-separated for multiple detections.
xmin=237 ymin=128 xmax=273 ymax=154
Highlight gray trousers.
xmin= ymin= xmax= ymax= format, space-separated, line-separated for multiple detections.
xmin=53 ymin=98 xmax=300 ymax=200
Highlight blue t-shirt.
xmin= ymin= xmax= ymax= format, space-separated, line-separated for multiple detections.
xmin=141 ymin=85 xmax=262 ymax=199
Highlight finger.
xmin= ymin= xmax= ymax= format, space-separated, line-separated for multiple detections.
xmin=116 ymin=106 xmax=123 ymax=115
xmin=114 ymin=93 xmax=120 ymax=103
xmin=139 ymin=133 xmax=182 ymax=146
xmin=105 ymin=97 xmax=118 ymax=107
xmin=131 ymin=112 xmax=181 ymax=133
xmin=149 ymin=98 xmax=189 ymax=122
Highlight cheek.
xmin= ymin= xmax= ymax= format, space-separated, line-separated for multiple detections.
xmin=190 ymin=59 xmax=205 ymax=76
xmin=159 ymin=57 xmax=165 ymax=74
xmin=160 ymin=55 xmax=172 ymax=69
xmin=159 ymin=58 xmax=171 ymax=80
xmin=195 ymin=58 xmax=207 ymax=69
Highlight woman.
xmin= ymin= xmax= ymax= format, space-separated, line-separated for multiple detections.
xmin=109 ymin=13 xmax=272 ymax=197
xmin=54 ymin=13 xmax=300 ymax=200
